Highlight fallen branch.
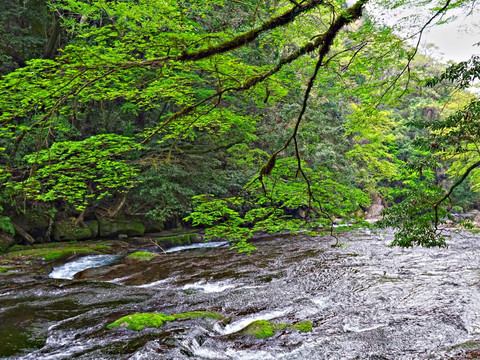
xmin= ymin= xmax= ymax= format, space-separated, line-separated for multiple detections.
xmin=149 ymin=238 xmax=167 ymax=255
xmin=12 ymin=223 xmax=35 ymax=245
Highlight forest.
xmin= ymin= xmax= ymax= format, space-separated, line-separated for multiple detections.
xmin=4 ymin=1 xmax=480 ymax=359
xmin=1 ymin=0 xmax=480 ymax=253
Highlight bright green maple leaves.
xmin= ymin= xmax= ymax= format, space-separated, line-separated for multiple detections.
xmin=187 ymin=158 xmax=370 ymax=253
xmin=6 ymin=134 xmax=140 ymax=211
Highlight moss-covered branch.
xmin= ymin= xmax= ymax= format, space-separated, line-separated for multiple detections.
xmin=124 ymin=0 xmax=328 ymax=68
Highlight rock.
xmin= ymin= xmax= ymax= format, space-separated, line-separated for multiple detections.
xmin=365 ymin=197 xmax=385 ymax=220
xmin=155 ymin=232 xmax=201 ymax=249
xmin=11 ymin=210 xmax=50 ymax=242
xmin=143 ymin=218 xmax=164 ymax=233
xmin=98 ymin=218 xmax=145 ymax=238
xmin=126 ymin=251 xmax=156 ymax=262
xmin=237 ymin=320 xmax=287 ymax=339
xmin=470 ymin=210 xmax=480 ymax=227
xmin=107 ymin=311 xmax=225 ymax=331
xmin=53 ymin=219 xmax=99 ymax=242
xmin=284 ymin=206 xmax=309 ymax=219
xmin=289 ymin=321 xmax=312 ymax=333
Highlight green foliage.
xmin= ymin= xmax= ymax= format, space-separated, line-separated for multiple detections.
xmin=426 ymin=55 xmax=480 ymax=89
xmin=1 ymin=0 xmax=478 ymax=253
xmin=346 ymin=105 xmax=400 ymax=189
xmin=378 ymin=181 xmax=448 ymax=247
xmin=187 ymin=158 xmax=370 ymax=253
xmin=0 ymin=206 xmax=14 ymax=234
xmin=6 ymin=134 xmax=140 ymax=211
xmin=0 ymin=0 xmax=54 ymax=74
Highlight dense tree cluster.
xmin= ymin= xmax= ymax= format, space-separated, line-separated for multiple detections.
xmin=1 ymin=0 xmax=479 ymax=251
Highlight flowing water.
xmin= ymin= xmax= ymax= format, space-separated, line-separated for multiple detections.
xmin=2 ymin=229 xmax=480 ymax=359
xmin=49 ymin=255 xmax=122 ymax=280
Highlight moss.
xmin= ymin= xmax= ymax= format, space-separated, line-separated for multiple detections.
xmin=108 ymin=311 xmax=225 ymax=331
xmin=168 ymin=235 xmax=188 ymax=246
xmin=3 ymin=242 xmax=111 ymax=262
xmin=290 ymin=321 xmax=312 ymax=333
xmin=53 ymin=220 xmax=99 ymax=241
xmin=173 ymin=311 xmax=224 ymax=321
xmin=240 ymin=320 xmax=287 ymax=339
xmin=3 ymin=248 xmax=93 ymax=261
xmin=128 ymin=251 xmax=156 ymax=261
xmin=107 ymin=313 xmax=175 ymax=331
xmin=160 ymin=233 xmax=197 ymax=247
xmin=0 ymin=266 xmax=8 ymax=273
xmin=98 ymin=218 xmax=145 ymax=238
xmin=8 ymin=241 xmax=109 ymax=252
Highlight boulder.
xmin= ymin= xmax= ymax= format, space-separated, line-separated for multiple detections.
xmin=98 ymin=218 xmax=145 ymax=238
xmin=155 ymin=232 xmax=201 ymax=249
xmin=53 ymin=219 xmax=99 ymax=242
xmin=11 ymin=210 xmax=50 ymax=243
xmin=365 ymin=197 xmax=385 ymax=220
xmin=143 ymin=218 xmax=164 ymax=233
xmin=471 ymin=210 xmax=480 ymax=227
xmin=236 ymin=320 xmax=287 ymax=339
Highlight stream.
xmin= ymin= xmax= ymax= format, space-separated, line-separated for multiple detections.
xmin=1 ymin=229 xmax=480 ymax=359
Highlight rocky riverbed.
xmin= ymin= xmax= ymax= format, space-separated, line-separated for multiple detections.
xmin=2 ymin=229 xmax=480 ymax=359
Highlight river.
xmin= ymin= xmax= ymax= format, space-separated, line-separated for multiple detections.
xmin=1 ymin=229 xmax=480 ymax=359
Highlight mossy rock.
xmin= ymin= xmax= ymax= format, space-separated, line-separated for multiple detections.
xmin=108 ymin=313 xmax=175 ymax=331
xmin=156 ymin=233 xmax=200 ymax=248
xmin=2 ymin=242 xmax=111 ymax=262
xmin=3 ymin=247 xmax=93 ymax=262
xmin=14 ymin=210 xmax=49 ymax=230
xmin=108 ymin=311 xmax=225 ymax=331
xmin=98 ymin=218 xmax=145 ymax=238
xmin=127 ymin=251 xmax=156 ymax=261
xmin=290 ymin=321 xmax=312 ymax=333
xmin=53 ymin=220 xmax=99 ymax=242
xmin=0 ymin=266 xmax=8 ymax=273
xmin=143 ymin=218 xmax=164 ymax=233
xmin=173 ymin=311 xmax=224 ymax=321
xmin=11 ymin=210 xmax=50 ymax=242
xmin=239 ymin=320 xmax=287 ymax=339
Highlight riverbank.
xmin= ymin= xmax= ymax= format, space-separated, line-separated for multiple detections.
xmin=0 ymin=229 xmax=204 ymax=277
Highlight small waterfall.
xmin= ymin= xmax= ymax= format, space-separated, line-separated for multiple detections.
xmin=49 ymin=254 xmax=121 ymax=279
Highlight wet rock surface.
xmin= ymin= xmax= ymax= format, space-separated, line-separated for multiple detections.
xmin=1 ymin=230 xmax=480 ymax=359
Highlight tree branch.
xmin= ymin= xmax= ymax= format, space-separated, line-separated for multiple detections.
xmin=122 ymin=0 xmax=327 ymax=68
